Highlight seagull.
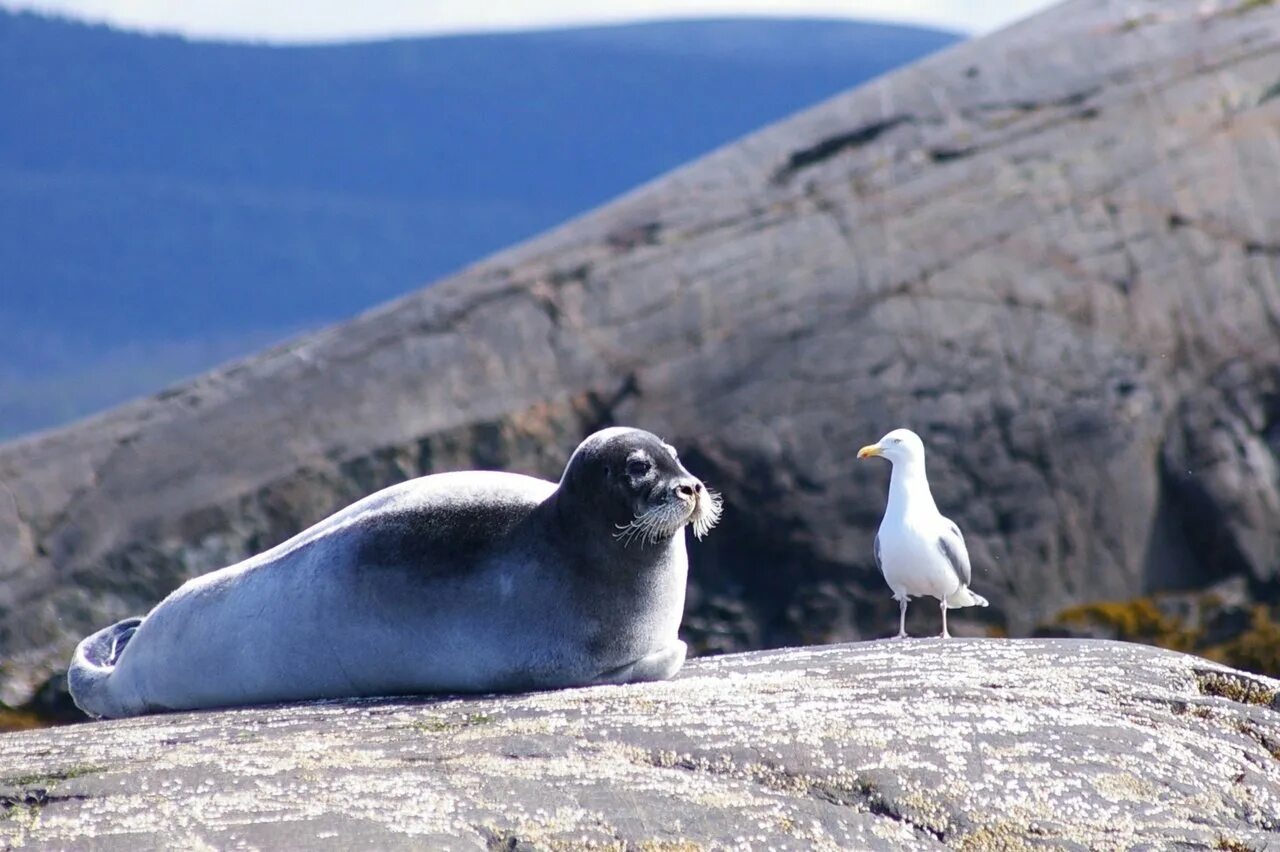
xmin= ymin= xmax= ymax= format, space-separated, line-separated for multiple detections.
xmin=857 ymin=428 xmax=989 ymax=638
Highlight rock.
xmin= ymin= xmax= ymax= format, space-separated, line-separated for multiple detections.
xmin=1 ymin=639 xmax=1278 ymax=849
xmin=3 ymin=0 xmax=1280 ymax=706
xmin=22 ymin=673 xmax=81 ymax=726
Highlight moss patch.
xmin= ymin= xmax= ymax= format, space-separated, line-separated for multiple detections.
xmin=1234 ymin=0 xmax=1275 ymax=14
xmin=1195 ymin=670 xmax=1278 ymax=707
xmin=0 ymin=709 xmax=47 ymax=733
xmin=1119 ymin=13 xmax=1159 ymax=31
xmin=1054 ymin=597 xmax=1200 ymax=651
xmin=1204 ymin=607 xmax=1280 ymax=676
xmin=1 ymin=787 xmax=92 ymax=824
xmin=410 ymin=712 xmax=494 ymax=734
xmin=1049 ymin=596 xmax=1280 ymax=679
xmin=1 ymin=764 xmax=105 ymax=790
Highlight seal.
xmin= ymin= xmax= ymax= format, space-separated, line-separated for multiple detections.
xmin=68 ymin=427 xmax=722 ymax=718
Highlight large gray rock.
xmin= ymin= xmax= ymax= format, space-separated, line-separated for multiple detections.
xmin=3 ymin=0 xmax=1280 ymax=707
xmin=2 ymin=639 xmax=1279 ymax=849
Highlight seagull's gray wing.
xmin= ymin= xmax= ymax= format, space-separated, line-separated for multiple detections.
xmin=937 ymin=519 xmax=972 ymax=588
xmin=874 ymin=532 xmax=883 ymax=576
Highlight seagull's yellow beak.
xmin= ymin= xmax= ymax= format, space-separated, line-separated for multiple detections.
xmin=857 ymin=444 xmax=882 ymax=459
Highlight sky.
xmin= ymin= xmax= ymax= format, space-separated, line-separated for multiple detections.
xmin=0 ymin=0 xmax=1058 ymax=42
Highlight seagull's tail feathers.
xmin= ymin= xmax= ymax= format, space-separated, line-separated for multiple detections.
xmin=947 ymin=587 xmax=989 ymax=609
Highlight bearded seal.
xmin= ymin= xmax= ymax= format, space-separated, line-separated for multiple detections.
xmin=69 ymin=427 xmax=721 ymax=718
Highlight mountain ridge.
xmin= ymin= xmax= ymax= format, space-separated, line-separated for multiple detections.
xmin=0 ymin=9 xmax=959 ymax=437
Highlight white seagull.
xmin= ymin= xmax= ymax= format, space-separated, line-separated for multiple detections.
xmin=857 ymin=428 xmax=989 ymax=638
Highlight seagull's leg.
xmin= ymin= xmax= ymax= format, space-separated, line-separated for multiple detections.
xmin=939 ymin=597 xmax=951 ymax=639
xmin=896 ymin=597 xmax=909 ymax=639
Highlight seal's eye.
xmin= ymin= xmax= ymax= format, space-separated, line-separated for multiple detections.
xmin=626 ymin=459 xmax=652 ymax=477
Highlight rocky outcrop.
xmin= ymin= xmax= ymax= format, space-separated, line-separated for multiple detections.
xmin=2 ymin=640 xmax=1279 ymax=849
xmin=3 ymin=0 xmax=1280 ymax=711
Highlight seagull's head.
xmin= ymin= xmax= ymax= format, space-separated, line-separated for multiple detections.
xmin=857 ymin=428 xmax=926 ymax=466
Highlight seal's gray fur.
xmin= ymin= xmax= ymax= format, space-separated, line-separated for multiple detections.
xmin=69 ymin=427 xmax=719 ymax=718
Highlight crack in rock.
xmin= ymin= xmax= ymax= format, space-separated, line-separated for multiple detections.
xmin=774 ymin=115 xmax=916 ymax=181
xmin=638 ymin=750 xmax=947 ymax=844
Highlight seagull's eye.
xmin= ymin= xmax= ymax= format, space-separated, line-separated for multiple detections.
xmin=627 ymin=459 xmax=652 ymax=477
xmin=892 ymin=438 xmax=903 ymax=445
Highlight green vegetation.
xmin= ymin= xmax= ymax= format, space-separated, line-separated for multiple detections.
xmin=1210 ymin=607 xmax=1280 ymax=676
xmin=1215 ymin=836 xmax=1258 ymax=852
xmin=0 ymin=709 xmax=46 ymax=733
xmin=1055 ymin=598 xmax=1200 ymax=652
xmin=1052 ymin=596 xmax=1280 ymax=679
xmin=1197 ymin=670 xmax=1277 ymax=706
xmin=1 ymin=763 xmax=101 ymax=827
xmin=1235 ymin=0 xmax=1275 ymax=14
xmin=1 ymin=764 xmax=105 ymax=790
xmin=410 ymin=712 xmax=494 ymax=733
xmin=1119 ymin=12 xmax=1160 ymax=30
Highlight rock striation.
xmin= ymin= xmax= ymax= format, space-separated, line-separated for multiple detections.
xmin=2 ymin=0 xmax=1280 ymax=711
xmin=3 ymin=640 xmax=1280 ymax=849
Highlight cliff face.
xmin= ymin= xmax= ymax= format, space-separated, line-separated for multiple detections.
xmin=3 ymin=640 xmax=1279 ymax=849
xmin=3 ymin=0 xmax=1280 ymax=708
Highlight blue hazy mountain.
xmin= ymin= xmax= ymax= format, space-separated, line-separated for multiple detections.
xmin=0 ymin=10 xmax=959 ymax=438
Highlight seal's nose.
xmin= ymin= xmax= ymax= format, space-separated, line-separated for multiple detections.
xmin=674 ymin=480 xmax=703 ymax=501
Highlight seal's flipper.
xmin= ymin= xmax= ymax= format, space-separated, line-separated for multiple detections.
xmin=68 ymin=616 xmax=146 ymax=719
xmin=592 ymin=640 xmax=687 ymax=686
xmin=107 ymin=618 xmax=142 ymax=663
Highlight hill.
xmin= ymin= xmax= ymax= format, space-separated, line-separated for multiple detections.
xmin=0 ymin=11 xmax=959 ymax=438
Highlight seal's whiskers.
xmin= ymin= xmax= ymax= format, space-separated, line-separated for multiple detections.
xmin=690 ymin=488 xmax=723 ymax=540
xmin=614 ymin=487 xmax=723 ymax=546
xmin=614 ymin=500 xmax=686 ymax=547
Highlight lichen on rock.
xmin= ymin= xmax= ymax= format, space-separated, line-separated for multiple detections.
xmin=1 ymin=639 xmax=1278 ymax=850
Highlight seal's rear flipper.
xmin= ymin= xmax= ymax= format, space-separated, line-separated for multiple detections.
xmin=68 ymin=617 xmax=145 ymax=719
xmin=592 ymin=640 xmax=687 ymax=685
xmin=108 ymin=618 xmax=142 ymax=663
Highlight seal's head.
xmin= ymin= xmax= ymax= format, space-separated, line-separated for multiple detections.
xmin=561 ymin=427 xmax=722 ymax=547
